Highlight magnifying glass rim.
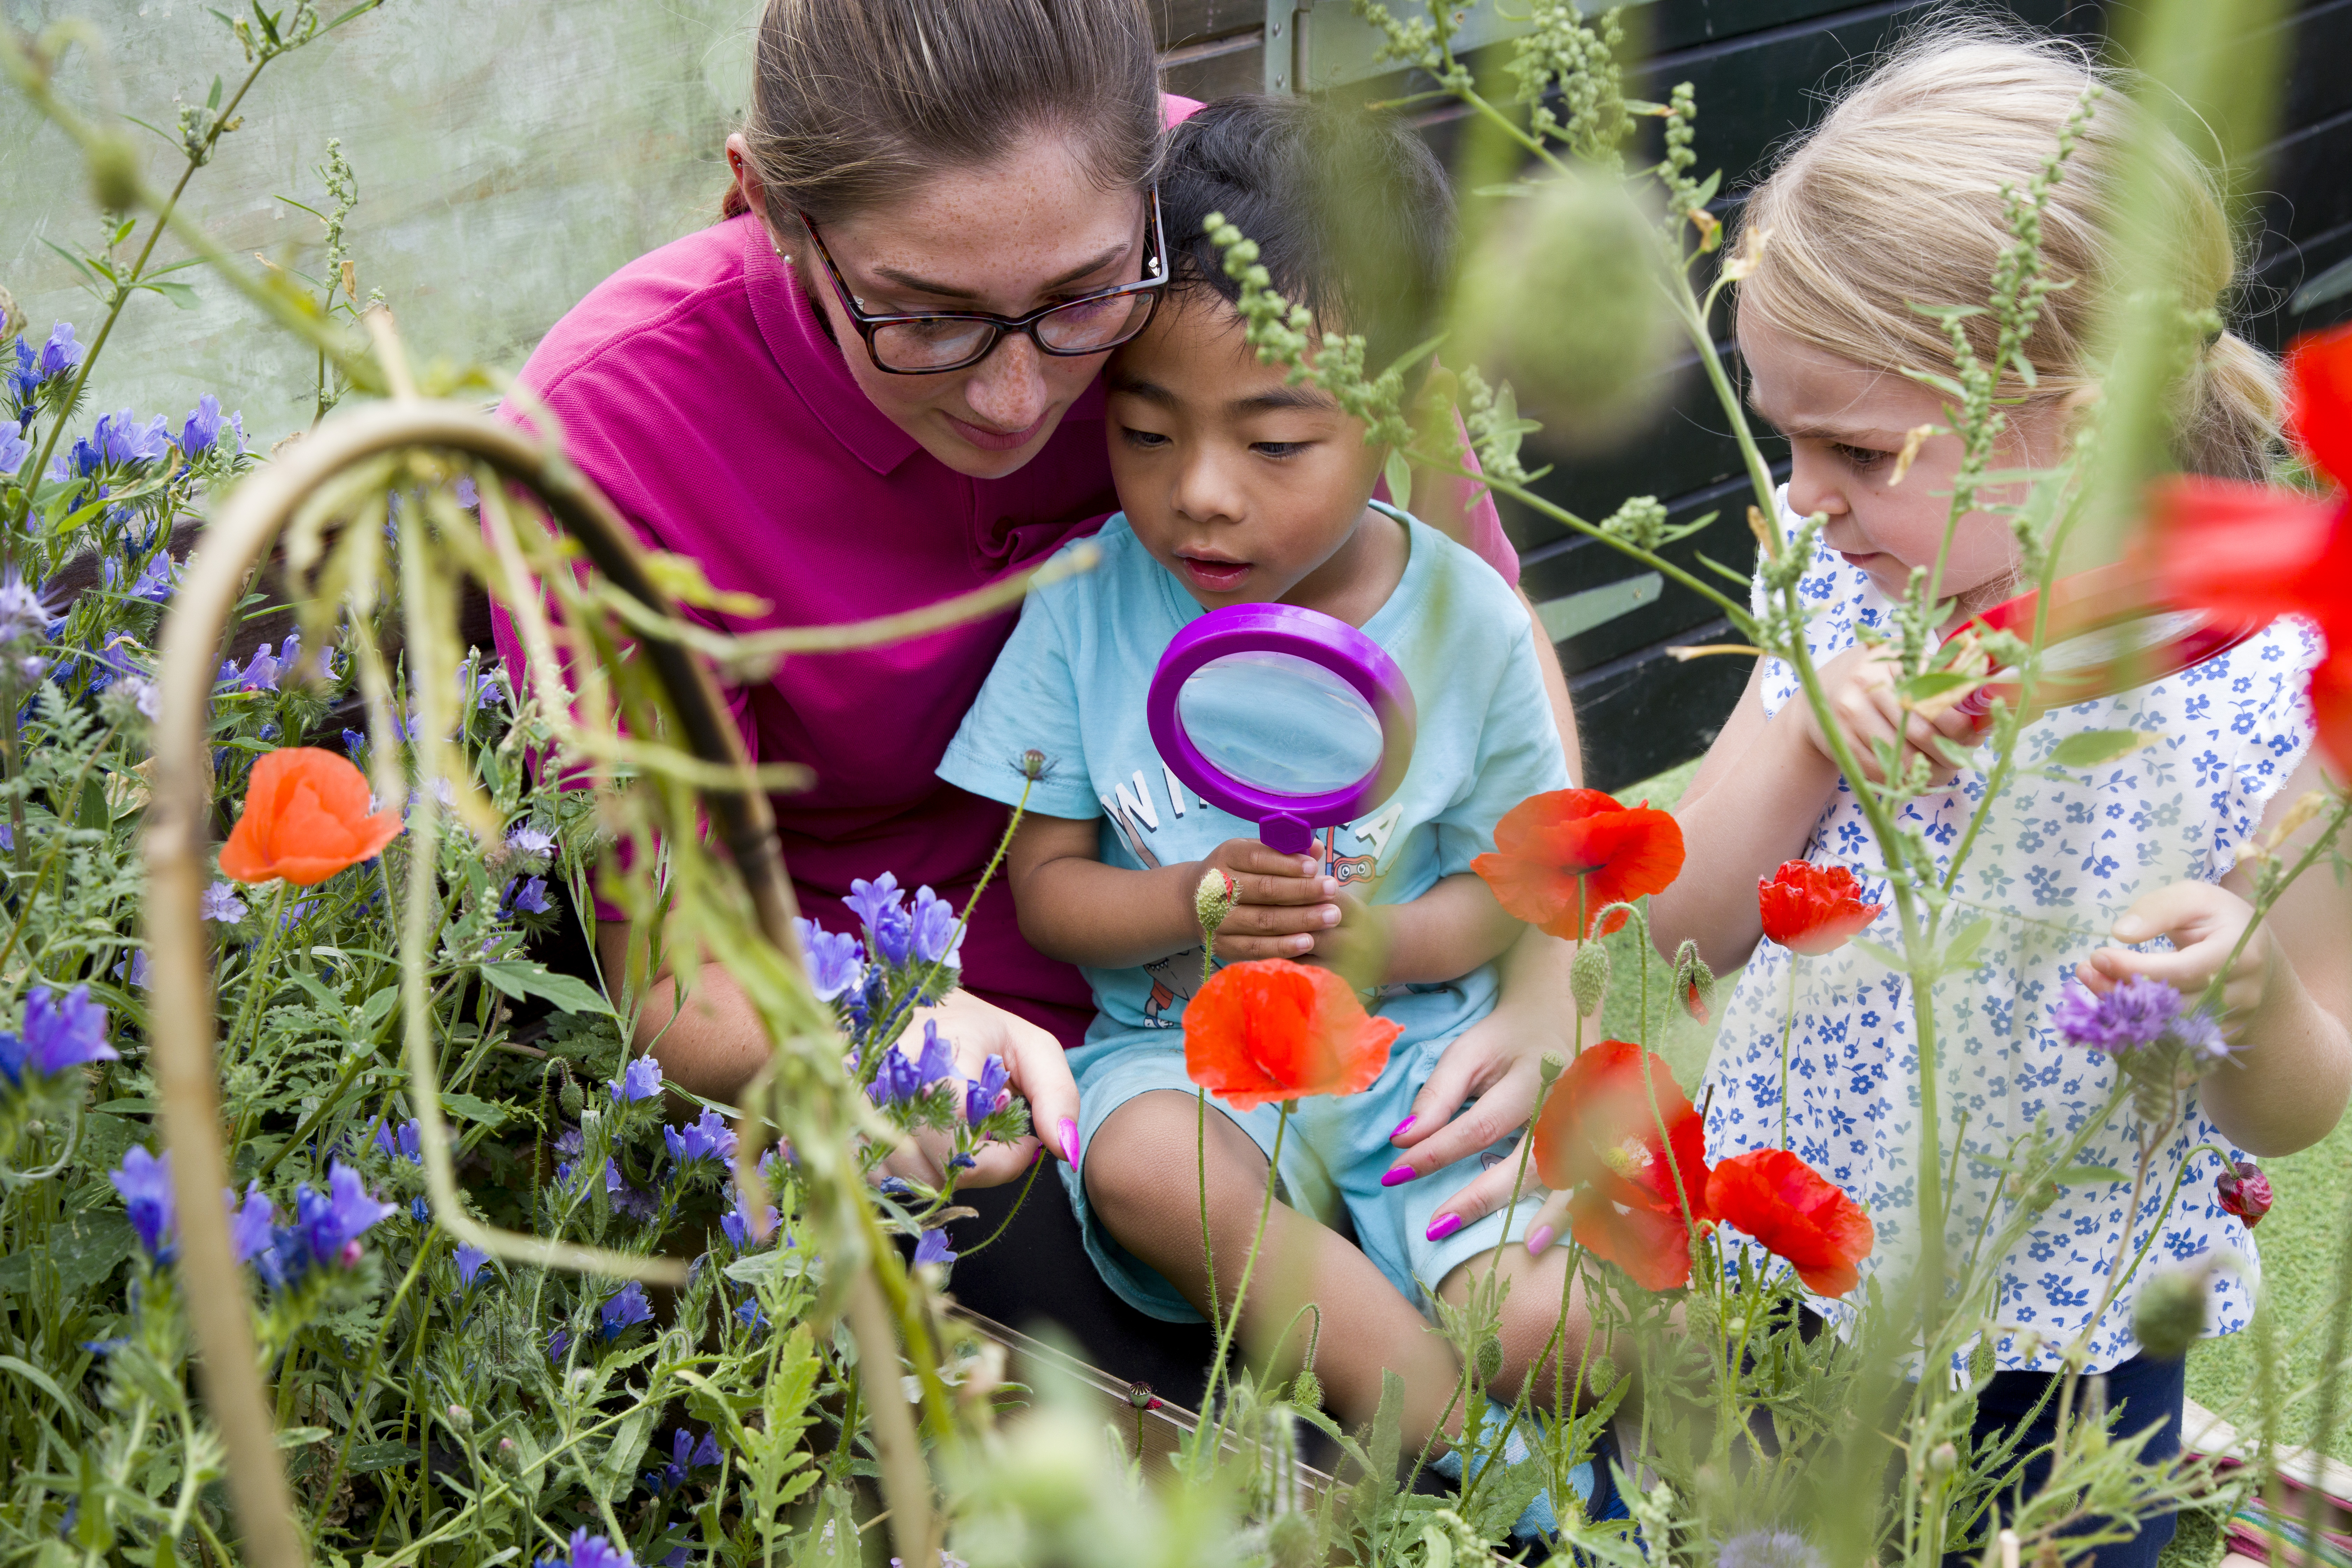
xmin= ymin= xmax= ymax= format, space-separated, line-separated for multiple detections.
xmin=1962 ymin=561 xmax=2265 ymax=718
xmin=1147 ymin=602 xmax=1418 ymax=828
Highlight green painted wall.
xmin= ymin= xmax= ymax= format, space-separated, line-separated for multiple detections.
xmin=2 ymin=0 xmax=765 ymax=447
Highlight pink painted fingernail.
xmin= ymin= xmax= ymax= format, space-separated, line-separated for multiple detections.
xmin=1426 ymin=1213 xmax=1465 ymax=1243
xmin=1525 ymin=1224 xmax=1555 ymax=1258
xmin=1059 ymin=1118 xmax=1083 ymax=1168
xmin=1390 ymin=1115 xmax=1416 ymax=1141
xmin=1380 ymin=1161 xmax=1418 ymax=1188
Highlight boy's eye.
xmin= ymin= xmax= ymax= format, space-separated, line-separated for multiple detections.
xmin=1251 ymin=440 xmax=1310 ymax=458
xmin=1120 ymin=426 xmax=1170 ymax=448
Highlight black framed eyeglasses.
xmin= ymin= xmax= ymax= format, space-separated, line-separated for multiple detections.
xmin=799 ymin=187 xmax=1168 ymax=375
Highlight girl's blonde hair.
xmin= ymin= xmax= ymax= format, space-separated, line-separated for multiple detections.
xmin=1734 ymin=19 xmax=2283 ymax=480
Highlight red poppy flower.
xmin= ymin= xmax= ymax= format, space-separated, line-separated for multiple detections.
xmin=1471 ymin=789 xmax=1685 ymax=939
xmin=2216 ymin=1160 xmax=2272 ymax=1229
xmin=1757 ymin=862 xmax=1886 ymax=956
xmin=2150 ymin=323 xmax=2352 ymax=772
xmin=1532 ymin=1040 xmax=1710 ymax=1288
xmin=1705 ymin=1149 xmax=1875 ymax=1297
xmin=1183 ymin=959 xmax=1401 ymax=1112
xmin=219 ymin=748 xmax=404 ymax=887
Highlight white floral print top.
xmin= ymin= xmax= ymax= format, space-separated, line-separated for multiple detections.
xmin=1701 ymin=494 xmax=2322 ymax=1373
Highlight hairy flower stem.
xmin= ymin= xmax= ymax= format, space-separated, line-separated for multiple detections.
xmin=1776 ymin=959 xmax=1800 ymax=1149
xmin=1193 ymin=1104 xmax=1291 ymax=1470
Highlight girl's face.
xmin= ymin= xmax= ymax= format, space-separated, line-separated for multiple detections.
xmin=1737 ymin=315 xmax=2060 ymax=616
xmin=733 ymin=132 xmax=1154 ymax=481
xmin=1105 ymin=291 xmax=1390 ymax=612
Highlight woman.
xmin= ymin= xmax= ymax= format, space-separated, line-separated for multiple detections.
xmin=491 ymin=0 xmax=1578 ymax=1258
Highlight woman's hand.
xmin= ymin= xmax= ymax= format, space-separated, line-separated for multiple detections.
xmin=877 ymin=988 xmax=1082 ymax=1189
xmin=2075 ymin=881 xmax=2273 ymax=1014
xmin=1798 ymin=642 xmax=1986 ymax=787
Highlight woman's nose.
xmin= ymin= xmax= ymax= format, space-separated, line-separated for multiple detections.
xmin=961 ymin=334 xmax=1051 ymax=432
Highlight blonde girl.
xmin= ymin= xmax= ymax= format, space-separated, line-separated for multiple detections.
xmin=1637 ymin=23 xmax=2351 ymax=1566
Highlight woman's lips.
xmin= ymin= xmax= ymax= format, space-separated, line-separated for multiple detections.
xmin=1180 ymin=555 xmax=1251 ymax=593
xmin=943 ymin=408 xmax=1051 ymax=453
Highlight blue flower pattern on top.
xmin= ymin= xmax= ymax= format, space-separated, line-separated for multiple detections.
xmin=1702 ymin=496 xmax=2322 ymax=1374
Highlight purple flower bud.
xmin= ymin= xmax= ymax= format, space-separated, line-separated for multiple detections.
xmin=909 ymin=886 xmax=964 ymax=967
xmin=455 ymin=1242 xmax=492 ymax=1287
xmin=111 ymin=1146 xmax=175 ymax=1259
xmin=599 ymin=1282 xmax=653 ymax=1340
xmin=965 ymin=1054 xmax=1010 ymax=1127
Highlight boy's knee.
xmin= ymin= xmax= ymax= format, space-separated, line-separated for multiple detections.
xmin=1083 ymin=1091 xmax=1256 ymax=1225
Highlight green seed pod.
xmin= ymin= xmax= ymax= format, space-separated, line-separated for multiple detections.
xmin=1269 ymin=1510 xmax=1318 ymax=1568
xmin=1194 ymin=866 xmax=1237 ymax=939
xmin=1570 ymin=940 xmax=1611 ymax=1018
xmin=2132 ymin=1267 xmax=2210 ymax=1360
xmin=86 ymin=132 xmax=142 ymax=214
xmin=1449 ymin=170 xmax=1678 ymax=451
xmin=1539 ymin=1051 xmax=1568 ymax=1090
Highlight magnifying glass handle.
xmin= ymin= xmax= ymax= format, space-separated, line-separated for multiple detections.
xmin=1259 ymin=813 xmax=1313 ymax=856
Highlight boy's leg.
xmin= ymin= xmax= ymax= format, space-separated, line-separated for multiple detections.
xmin=1086 ymin=1088 xmax=1464 ymax=1442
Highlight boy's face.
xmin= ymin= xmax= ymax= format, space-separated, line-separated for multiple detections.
xmin=1106 ymin=291 xmax=1387 ymax=610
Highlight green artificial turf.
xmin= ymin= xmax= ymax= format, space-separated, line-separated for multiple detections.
xmin=1594 ymin=756 xmax=2352 ymax=1459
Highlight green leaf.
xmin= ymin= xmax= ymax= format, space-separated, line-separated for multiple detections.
xmin=2052 ymin=1166 xmax=2126 ymax=1186
xmin=0 ymin=1355 xmax=88 ymax=1431
xmin=2047 ymin=728 xmax=2155 ymax=769
xmin=1898 ymin=671 xmax=1975 ymax=705
xmin=1851 ymin=937 xmax=1909 ymax=975
xmin=1382 ymin=447 xmax=1413 ymax=514
xmin=0 ymin=1213 xmax=136 ymax=1297
xmin=439 ymin=1091 xmax=510 ymax=1128
xmin=1689 ymin=169 xmax=1722 ymax=207
xmin=143 ymin=281 xmax=200 ymax=310
xmin=343 ymin=1442 xmax=419 ymax=1475
xmin=477 ymin=959 xmax=613 ymax=1017
xmin=1941 ymin=916 xmax=1992 ymax=972
xmin=208 ymin=75 xmax=224 ymax=110
xmin=276 ymin=1426 xmax=334 ymax=1448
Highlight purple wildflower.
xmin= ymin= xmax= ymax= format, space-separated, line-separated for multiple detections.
xmin=0 ymin=429 xmax=26 ymax=478
xmin=225 ymin=1182 xmax=276 ymax=1265
xmin=611 ymin=1056 xmax=664 ymax=1104
xmin=2050 ymin=976 xmax=2183 ymax=1055
xmin=965 ymin=1054 xmax=1010 ymax=1127
xmin=290 ymin=1161 xmax=395 ymax=1270
xmin=179 ymin=394 xmax=232 ymax=458
xmin=0 ymin=571 xmax=52 ymax=644
xmin=843 ymin=872 xmax=903 ymax=933
xmin=720 ymin=1187 xmax=779 ymax=1251
xmin=735 ymin=1297 xmax=768 ymax=1332
xmin=871 ymin=901 xmax=913 ymax=966
xmin=793 ymin=918 xmax=866 ymax=1004
xmin=599 ymin=1282 xmax=654 ymax=1340
xmin=454 ymin=1242 xmax=492 ymax=1288
xmin=914 ymin=1019 xmax=956 ymax=1086
xmin=111 ymin=1146 xmax=175 ymax=1258
xmin=506 ymin=825 xmax=555 ymax=858
xmin=113 ymin=950 xmax=150 ymax=990
xmin=909 ymin=886 xmax=964 ymax=967
xmin=547 ymin=1327 xmax=572 ymax=1363
xmin=868 ymin=1042 xmax=924 ymax=1108
xmin=200 ymin=882 xmax=248 ymax=923
xmin=912 ymin=1229 xmax=957 ymax=1268
xmin=2174 ymin=1010 xmax=2231 ymax=1065
xmin=502 ymin=876 xmax=553 ymax=917
xmin=24 ymin=985 xmax=117 ymax=1074
xmin=663 ymin=1107 xmax=736 ymax=1167
xmin=373 ymin=1118 xmax=424 ymax=1165
xmin=35 ymin=323 xmax=80 ymax=382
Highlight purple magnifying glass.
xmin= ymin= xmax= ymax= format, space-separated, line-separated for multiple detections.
xmin=1146 ymin=603 xmax=1418 ymax=857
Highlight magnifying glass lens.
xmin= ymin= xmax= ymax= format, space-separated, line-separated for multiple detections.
xmin=2039 ymin=608 xmax=2214 ymax=676
xmin=1178 ymin=650 xmax=1384 ymax=797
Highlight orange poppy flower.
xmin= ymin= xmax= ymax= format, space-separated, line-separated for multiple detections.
xmin=1183 ymin=959 xmax=1400 ymax=1112
xmin=1471 ymin=789 xmax=1684 ymax=939
xmin=1532 ymin=1040 xmax=1710 ymax=1289
xmin=1706 ymin=1148 xmax=1875 ymax=1297
xmin=2150 ymin=323 xmax=2352 ymax=771
xmin=1757 ymin=861 xmax=1885 ymax=956
xmin=219 ymin=748 xmax=404 ymax=887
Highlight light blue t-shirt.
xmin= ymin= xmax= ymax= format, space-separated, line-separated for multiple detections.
xmin=938 ymin=505 xmax=1568 ymax=1053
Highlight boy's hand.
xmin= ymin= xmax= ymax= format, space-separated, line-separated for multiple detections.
xmin=1192 ymin=838 xmax=1341 ymax=961
xmin=1798 ymin=643 xmax=1985 ymax=787
xmin=1306 ymin=890 xmax=1391 ymax=993
xmin=2077 ymin=880 xmax=2275 ymax=1016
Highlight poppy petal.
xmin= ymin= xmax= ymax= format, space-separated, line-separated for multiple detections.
xmin=1706 ymin=1149 xmax=1875 ymax=1297
xmin=1183 ymin=960 xmax=1399 ymax=1112
xmin=2286 ymin=322 xmax=2352 ymax=488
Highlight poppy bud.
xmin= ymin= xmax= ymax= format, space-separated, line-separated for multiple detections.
xmin=1195 ymin=866 xmax=1237 ymax=938
xmin=1269 ymin=1511 xmax=1317 ymax=1568
xmin=87 ymin=132 xmax=142 ymax=214
xmin=1290 ymin=1367 xmax=1322 ymax=1410
xmin=2217 ymin=1160 xmax=2272 ymax=1228
xmin=1570 ymin=940 xmax=1611 ymax=1017
xmin=1475 ymin=1337 xmax=1503 ymax=1382
xmin=2133 ymin=1266 xmax=2210 ymax=1360
xmin=1672 ymin=940 xmax=1716 ymax=1024
xmin=560 ymin=1075 xmax=584 ymax=1119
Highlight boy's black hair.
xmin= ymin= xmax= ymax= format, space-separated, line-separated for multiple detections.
xmin=1159 ymin=95 xmax=1454 ymax=382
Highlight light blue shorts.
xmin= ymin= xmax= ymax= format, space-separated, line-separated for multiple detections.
xmin=1059 ymin=1027 xmax=1545 ymax=1324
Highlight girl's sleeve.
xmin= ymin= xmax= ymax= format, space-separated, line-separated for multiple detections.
xmin=935 ymin=584 xmax=1100 ymax=821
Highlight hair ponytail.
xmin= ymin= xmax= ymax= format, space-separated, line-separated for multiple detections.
xmin=1733 ymin=19 xmax=2285 ymax=481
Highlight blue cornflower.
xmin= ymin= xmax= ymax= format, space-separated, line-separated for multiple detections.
xmin=663 ymin=1107 xmax=736 ymax=1167
xmin=965 ymin=1054 xmax=1009 ymax=1127
xmin=793 ymin=918 xmax=867 ymax=1003
xmin=2051 ymin=976 xmax=2183 ymax=1055
xmin=538 ymin=1530 xmax=634 ymax=1568
xmin=290 ymin=1160 xmax=395 ymax=1270
xmin=2175 ymin=1009 xmax=2232 ymax=1064
xmin=600 ymin=1282 xmax=654 ymax=1340
xmin=506 ymin=825 xmax=556 ymax=858
xmin=720 ymin=1181 xmax=779 ymax=1250
xmin=373 ymin=1118 xmax=425 ymax=1164
xmin=0 ymin=428 xmax=26 ymax=478
xmin=611 ymin=1056 xmax=664 ymax=1104
xmin=224 ymin=1182 xmax=276 ymax=1266
xmin=200 ymin=882 xmax=248 ymax=923
xmin=909 ymin=886 xmax=963 ymax=967
xmin=23 ymin=985 xmax=118 ymax=1075
xmin=111 ymin=1147 xmax=175 ymax=1259
xmin=912 ymin=1229 xmax=957 ymax=1268
xmin=843 ymin=872 xmax=903 ymax=933
xmin=35 ymin=323 xmax=81 ymax=383
xmin=454 ymin=1242 xmax=492 ymax=1288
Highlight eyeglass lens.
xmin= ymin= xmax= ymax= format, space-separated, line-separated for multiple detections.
xmin=869 ymin=288 xmax=1157 ymax=372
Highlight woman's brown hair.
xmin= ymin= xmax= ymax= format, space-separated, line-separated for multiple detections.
xmin=721 ymin=0 xmax=1162 ymax=228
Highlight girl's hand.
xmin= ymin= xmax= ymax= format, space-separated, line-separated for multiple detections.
xmin=1798 ymin=642 xmax=1985 ymax=786
xmin=2076 ymin=880 xmax=2275 ymax=1016
xmin=1192 ymin=839 xmax=1341 ymax=961
xmin=876 ymin=990 xmax=1080 ymax=1187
